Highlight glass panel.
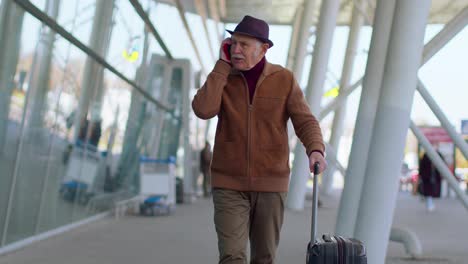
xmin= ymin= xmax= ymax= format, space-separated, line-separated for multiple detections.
xmin=0 ymin=0 xmax=20 ymax=242
xmin=157 ymin=68 xmax=183 ymax=159
xmin=33 ymin=35 xmax=91 ymax=233
xmin=1 ymin=0 xmax=186 ymax=248
xmin=1 ymin=3 xmax=42 ymax=244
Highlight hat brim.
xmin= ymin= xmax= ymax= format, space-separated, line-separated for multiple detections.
xmin=226 ymin=30 xmax=274 ymax=48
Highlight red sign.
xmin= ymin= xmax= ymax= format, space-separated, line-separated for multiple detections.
xmin=419 ymin=127 xmax=452 ymax=144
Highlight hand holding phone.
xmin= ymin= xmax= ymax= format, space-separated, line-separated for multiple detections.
xmin=220 ymin=38 xmax=232 ymax=63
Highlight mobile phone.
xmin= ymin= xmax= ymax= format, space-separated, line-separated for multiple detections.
xmin=223 ymin=43 xmax=231 ymax=60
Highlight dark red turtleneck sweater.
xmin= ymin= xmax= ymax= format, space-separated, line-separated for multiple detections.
xmin=241 ymin=57 xmax=266 ymax=103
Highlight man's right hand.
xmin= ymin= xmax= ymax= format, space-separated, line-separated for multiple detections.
xmin=219 ymin=37 xmax=232 ymax=63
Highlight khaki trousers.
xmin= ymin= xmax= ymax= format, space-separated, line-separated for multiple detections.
xmin=212 ymin=188 xmax=287 ymax=264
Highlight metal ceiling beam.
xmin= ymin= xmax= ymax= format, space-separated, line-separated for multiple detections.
xmin=174 ymin=0 xmax=208 ymax=76
xmin=155 ymin=0 xmax=468 ymax=26
xmin=129 ymin=0 xmax=173 ymax=60
xmin=218 ymin=0 xmax=226 ymax=19
xmin=194 ymin=0 xmax=216 ymax=62
xmin=207 ymin=0 xmax=223 ymax=44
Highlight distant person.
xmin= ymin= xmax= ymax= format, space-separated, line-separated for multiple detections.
xmin=200 ymin=141 xmax=212 ymax=197
xmin=192 ymin=15 xmax=327 ymax=264
xmin=88 ymin=119 xmax=102 ymax=147
xmin=77 ymin=118 xmax=101 ymax=149
xmin=77 ymin=117 xmax=89 ymax=144
xmin=399 ymin=162 xmax=411 ymax=191
xmin=65 ymin=110 xmax=76 ymax=131
xmin=418 ymin=149 xmax=443 ymax=212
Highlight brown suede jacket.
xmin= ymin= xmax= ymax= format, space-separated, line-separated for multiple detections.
xmin=192 ymin=59 xmax=325 ymax=192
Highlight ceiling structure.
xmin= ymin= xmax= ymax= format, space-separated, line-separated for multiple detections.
xmin=158 ymin=0 xmax=468 ymax=26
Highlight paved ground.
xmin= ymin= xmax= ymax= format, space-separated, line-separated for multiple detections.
xmin=0 ymin=189 xmax=466 ymax=264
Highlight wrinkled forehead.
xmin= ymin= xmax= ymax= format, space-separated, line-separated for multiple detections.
xmin=231 ymin=33 xmax=262 ymax=45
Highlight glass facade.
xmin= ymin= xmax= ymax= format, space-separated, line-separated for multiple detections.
xmin=0 ymin=0 xmax=198 ymax=248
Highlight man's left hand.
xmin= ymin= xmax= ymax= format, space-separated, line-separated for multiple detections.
xmin=309 ymin=151 xmax=327 ymax=174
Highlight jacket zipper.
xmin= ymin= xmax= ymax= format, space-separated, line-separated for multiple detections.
xmin=241 ymin=72 xmax=265 ymax=188
xmin=240 ymin=75 xmax=251 ymax=187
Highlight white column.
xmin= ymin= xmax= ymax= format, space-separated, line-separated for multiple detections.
xmin=321 ymin=1 xmax=364 ymax=195
xmin=72 ymin=0 xmax=115 ymax=141
xmin=286 ymin=1 xmax=316 ymax=142
xmin=26 ymin=0 xmax=61 ymax=139
xmin=0 ymin=0 xmax=24 ymax=153
xmin=337 ymin=1 xmax=468 ymax=238
xmin=286 ymin=7 xmax=302 ymax=70
xmin=181 ymin=61 xmax=195 ymax=202
xmin=353 ymin=1 xmax=431 ymax=263
xmin=287 ymin=0 xmax=340 ymax=210
xmin=291 ymin=0 xmax=316 ymax=83
xmin=335 ymin=0 xmax=396 ymax=237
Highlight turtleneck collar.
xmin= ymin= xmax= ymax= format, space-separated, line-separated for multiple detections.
xmin=241 ymin=57 xmax=266 ymax=103
xmin=241 ymin=56 xmax=266 ymax=77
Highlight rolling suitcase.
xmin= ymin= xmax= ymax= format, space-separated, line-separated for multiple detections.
xmin=306 ymin=163 xmax=367 ymax=264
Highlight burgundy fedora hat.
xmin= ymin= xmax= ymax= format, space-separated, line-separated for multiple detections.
xmin=226 ymin=15 xmax=274 ymax=48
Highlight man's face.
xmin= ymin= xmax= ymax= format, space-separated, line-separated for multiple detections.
xmin=230 ymin=34 xmax=268 ymax=71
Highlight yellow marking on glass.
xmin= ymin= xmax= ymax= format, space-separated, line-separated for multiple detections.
xmin=122 ymin=50 xmax=139 ymax=62
xmin=324 ymin=86 xmax=339 ymax=98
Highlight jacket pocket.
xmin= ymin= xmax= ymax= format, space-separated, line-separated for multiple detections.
xmin=211 ymin=141 xmax=245 ymax=175
xmin=257 ymin=144 xmax=290 ymax=176
xmin=212 ymin=141 xmax=238 ymax=161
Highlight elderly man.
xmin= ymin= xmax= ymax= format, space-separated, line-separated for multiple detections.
xmin=192 ymin=15 xmax=327 ymax=264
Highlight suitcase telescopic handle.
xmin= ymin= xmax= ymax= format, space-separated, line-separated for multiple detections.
xmin=311 ymin=162 xmax=320 ymax=243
